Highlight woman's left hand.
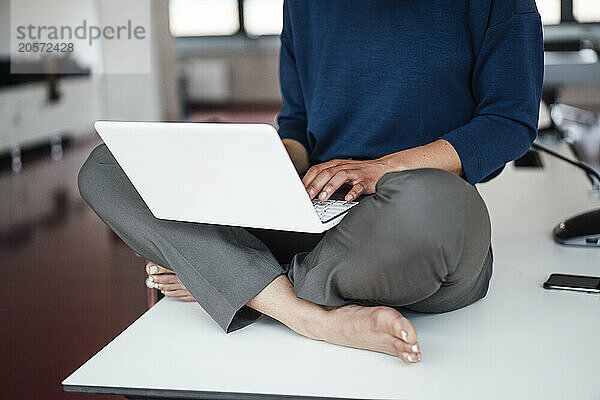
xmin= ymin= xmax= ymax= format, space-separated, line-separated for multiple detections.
xmin=302 ymin=158 xmax=404 ymax=202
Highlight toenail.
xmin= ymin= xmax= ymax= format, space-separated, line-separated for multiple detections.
xmin=161 ymin=290 xmax=165 ymax=294
xmin=145 ymin=278 xmax=155 ymax=289
xmin=149 ymin=265 xmax=158 ymax=274
xmin=401 ymin=330 xmax=408 ymax=341
xmin=148 ymin=276 xmax=154 ymax=282
xmin=407 ymin=355 xmax=414 ymax=362
xmin=411 ymin=344 xmax=419 ymax=352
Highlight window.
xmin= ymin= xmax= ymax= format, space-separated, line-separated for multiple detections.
xmin=536 ymin=0 xmax=561 ymax=25
xmin=243 ymin=0 xmax=284 ymax=37
xmin=169 ymin=0 xmax=599 ymax=38
xmin=169 ymin=0 xmax=283 ymax=37
xmin=169 ymin=0 xmax=240 ymax=37
xmin=573 ymin=0 xmax=600 ymax=22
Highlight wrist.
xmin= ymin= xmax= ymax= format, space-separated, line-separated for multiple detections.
xmin=377 ymin=139 xmax=463 ymax=177
xmin=378 ymin=152 xmax=410 ymax=174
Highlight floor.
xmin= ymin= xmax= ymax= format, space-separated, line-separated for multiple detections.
xmin=1 ymin=105 xmax=280 ymax=400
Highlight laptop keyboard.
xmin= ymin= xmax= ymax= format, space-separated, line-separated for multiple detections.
xmin=312 ymin=199 xmax=359 ymax=223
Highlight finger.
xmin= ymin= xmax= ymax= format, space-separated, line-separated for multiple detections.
xmin=306 ymin=164 xmax=357 ymax=200
xmin=307 ymin=166 xmax=344 ymax=200
xmin=302 ymin=165 xmax=328 ymax=191
xmin=146 ymin=262 xmax=173 ymax=275
xmin=345 ymin=183 xmax=365 ymax=202
xmin=178 ymin=296 xmax=196 ymax=302
xmin=318 ymin=170 xmax=355 ymax=201
xmin=148 ymin=274 xmax=179 ymax=285
xmin=302 ymin=159 xmax=346 ymax=188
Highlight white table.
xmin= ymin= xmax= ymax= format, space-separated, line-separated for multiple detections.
xmin=63 ymin=144 xmax=600 ymax=400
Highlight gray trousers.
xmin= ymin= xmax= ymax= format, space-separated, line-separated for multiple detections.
xmin=78 ymin=144 xmax=493 ymax=333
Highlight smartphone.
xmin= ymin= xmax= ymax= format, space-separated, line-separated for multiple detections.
xmin=543 ymin=274 xmax=600 ymax=294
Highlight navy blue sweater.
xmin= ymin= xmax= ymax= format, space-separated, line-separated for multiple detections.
xmin=277 ymin=0 xmax=544 ymax=184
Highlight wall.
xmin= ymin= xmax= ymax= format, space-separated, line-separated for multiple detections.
xmin=0 ymin=0 xmax=180 ymax=155
xmin=0 ymin=0 xmax=101 ymax=154
xmin=95 ymin=0 xmax=180 ymax=121
xmin=0 ymin=0 xmax=10 ymax=57
xmin=178 ymin=37 xmax=282 ymax=105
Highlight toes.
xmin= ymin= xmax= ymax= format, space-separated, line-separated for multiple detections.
xmin=392 ymin=341 xmax=421 ymax=364
xmin=161 ymin=288 xmax=195 ymax=302
xmin=371 ymin=307 xmax=418 ymax=345
xmin=394 ymin=340 xmax=420 ymax=355
xmin=154 ymin=282 xmax=186 ymax=291
xmin=391 ymin=316 xmax=418 ymax=345
xmin=145 ymin=262 xmax=174 ymax=275
xmin=392 ymin=340 xmax=421 ymax=360
xmin=162 ymin=289 xmax=193 ymax=298
xmin=401 ymin=351 xmax=420 ymax=364
xmin=143 ymin=262 xmax=192 ymax=302
xmin=149 ymin=274 xmax=180 ymax=285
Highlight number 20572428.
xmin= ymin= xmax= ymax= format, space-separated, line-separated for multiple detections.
xmin=18 ymin=42 xmax=74 ymax=53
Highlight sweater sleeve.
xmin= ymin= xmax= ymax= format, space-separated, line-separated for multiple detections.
xmin=277 ymin=2 xmax=309 ymax=150
xmin=440 ymin=11 xmax=544 ymax=184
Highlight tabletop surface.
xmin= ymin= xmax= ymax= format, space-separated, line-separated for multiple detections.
xmin=62 ymin=144 xmax=600 ymax=400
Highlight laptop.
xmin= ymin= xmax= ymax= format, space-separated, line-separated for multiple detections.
xmin=94 ymin=121 xmax=358 ymax=233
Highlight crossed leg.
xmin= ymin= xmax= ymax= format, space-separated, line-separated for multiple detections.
xmin=145 ymin=261 xmax=422 ymax=362
xmin=143 ymin=167 xmax=492 ymax=364
xmin=79 ymin=145 xmax=491 ymax=365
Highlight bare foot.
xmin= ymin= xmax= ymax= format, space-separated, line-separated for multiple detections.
xmin=145 ymin=262 xmax=195 ymax=302
xmin=144 ymin=264 xmax=421 ymax=363
xmin=315 ymin=304 xmax=421 ymax=363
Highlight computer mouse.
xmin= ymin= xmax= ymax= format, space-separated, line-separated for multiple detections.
xmin=553 ymin=208 xmax=600 ymax=247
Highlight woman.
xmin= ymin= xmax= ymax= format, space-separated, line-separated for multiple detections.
xmin=79 ymin=0 xmax=543 ymax=364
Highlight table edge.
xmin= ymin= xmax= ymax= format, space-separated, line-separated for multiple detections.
xmin=61 ymin=383 xmax=382 ymax=400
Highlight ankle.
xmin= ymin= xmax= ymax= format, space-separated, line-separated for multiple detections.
xmin=286 ymin=304 xmax=331 ymax=341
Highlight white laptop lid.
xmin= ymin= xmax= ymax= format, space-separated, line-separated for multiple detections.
xmin=94 ymin=121 xmax=326 ymax=233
